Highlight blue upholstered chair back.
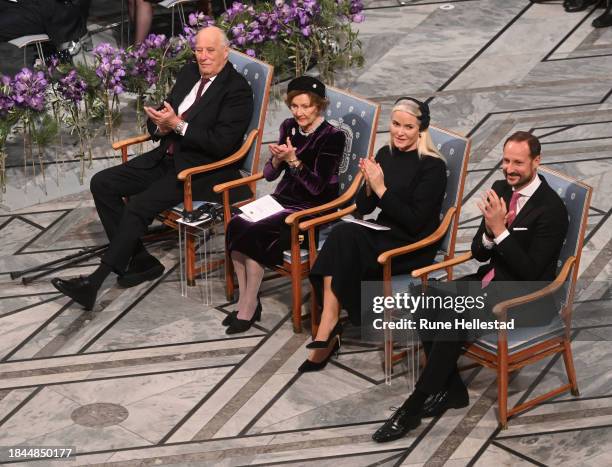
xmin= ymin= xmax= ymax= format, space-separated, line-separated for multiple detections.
xmin=229 ymin=50 xmax=273 ymax=175
xmin=539 ymin=168 xmax=591 ymax=306
xmin=429 ymin=126 xmax=470 ymax=256
xmin=324 ymin=87 xmax=380 ymax=195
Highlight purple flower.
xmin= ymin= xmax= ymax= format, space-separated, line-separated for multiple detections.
xmin=12 ymin=68 xmax=48 ymax=112
xmin=0 ymin=74 xmax=15 ymax=117
xmin=246 ymin=49 xmax=256 ymax=57
xmin=93 ymin=43 xmax=126 ymax=96
xmin=58 ymin=69 xmax=87 ymax=103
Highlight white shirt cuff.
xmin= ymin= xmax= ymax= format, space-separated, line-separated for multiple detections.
xmin=482 ymin=232 xmax=495 ymax=250
xmin=494 ymin=229 xmax=510 ymax=245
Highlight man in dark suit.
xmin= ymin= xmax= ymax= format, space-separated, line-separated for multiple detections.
xmin=372 ymin=131 xmax=569 ymax=443
xmin=51 ymin=26 xmax=253 ymax=310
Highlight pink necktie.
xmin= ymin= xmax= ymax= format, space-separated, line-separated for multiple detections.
xmin=481 ymin=191 xmax=521 ymax=288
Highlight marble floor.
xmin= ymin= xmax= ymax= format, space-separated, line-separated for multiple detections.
xmin=1 ymin=0 xmax=612 ymax=465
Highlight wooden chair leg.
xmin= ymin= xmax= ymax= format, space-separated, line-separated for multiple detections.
xmin=186 ymin=234 xmax=196 ymax=287
xmin=497 ymin=348 xmax=509 ymax=429
xmin=562 ymin=339 xmax=580 ymax=396
xmin=291 ymin=269 xmax=302 ymax=333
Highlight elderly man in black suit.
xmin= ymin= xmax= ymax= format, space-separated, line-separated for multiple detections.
xmin=372 ymin=131 xmax=569 ymax=443
xmin=52 ymin=26 xmax=253 ymax=310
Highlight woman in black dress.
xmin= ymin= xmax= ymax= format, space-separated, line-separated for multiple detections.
xmin=300 ymin=97 xmax=447 ymax=371
xmin=224 ymin=76 xmax=346 ymax=334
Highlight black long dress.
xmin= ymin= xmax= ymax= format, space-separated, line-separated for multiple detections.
xmin=226 ymin=118 xmax=346 ymax=267
xmin=309 ymin=146 xmax=447 ymax=324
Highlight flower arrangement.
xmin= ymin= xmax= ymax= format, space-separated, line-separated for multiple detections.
xmin=0 ymin=0 xmax=364 ymax=195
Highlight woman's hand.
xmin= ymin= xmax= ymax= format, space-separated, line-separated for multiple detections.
xmin=268 ymin=137 xmax=299 ymax=169
xmin=362 ymin=158 xmax=386 ymax=198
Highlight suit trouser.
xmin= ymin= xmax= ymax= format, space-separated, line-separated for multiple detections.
xmin=91 ymin=152 xmax=249 ymax=274
xmin=414 ymin=275 xmax=482 ymax=395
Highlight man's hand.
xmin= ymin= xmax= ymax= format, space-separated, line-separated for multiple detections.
xmin=477 ymin=189 xmax=508 ymax=238
xmin=144 ymin=101 xmax=181 ymax=134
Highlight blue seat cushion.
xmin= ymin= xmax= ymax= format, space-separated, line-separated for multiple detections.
xmin=471 ymin=314 xmax=565 ymax=355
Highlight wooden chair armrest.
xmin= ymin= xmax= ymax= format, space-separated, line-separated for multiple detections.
xmin=492 ymin=256 xmax=576 ymax=318
xmin=411 ymin=252 xmax=473 ymax=278
xmin=377 ymin=208 xmax=456 ymax=266
xmin=112 ymin=134 xmax=151 ymax=150
xmin=298 ymin=204 xmax=357 ymax=231
xmin=213 ymin=172 xmax=264 ymax=194
xmin=287 ymin=173 xmax=363 ymax=227
xmin=177 ymin=129 xmax=258 ymax=181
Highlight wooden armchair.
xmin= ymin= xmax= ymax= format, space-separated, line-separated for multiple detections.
xmin=410 ymin=167 xmax=592 ymax=428
xmin=214 ymin=87 xmax=380 ymax=333
xmin=112 ymin=50 xmax=273 ymax=285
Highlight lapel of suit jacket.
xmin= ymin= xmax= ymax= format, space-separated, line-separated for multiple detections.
xmin=182 ymin=61 xmax=233 ymax=122
xmin=511 ymin=174 xmax=547 ymax=226
xmin=173 ymin=64 xmax=201 ymax=113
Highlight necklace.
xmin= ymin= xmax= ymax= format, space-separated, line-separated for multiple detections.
xmin=298 ymin=117 xmax=324 ymax=136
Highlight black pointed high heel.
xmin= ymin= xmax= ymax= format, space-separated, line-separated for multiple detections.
xmin=223 ymin=299 xmax=261 ymax=327
xmin=306 ymin=321 xmax=342 ymax=349
xmin=298 ymin=339 xmax=340 ymax=373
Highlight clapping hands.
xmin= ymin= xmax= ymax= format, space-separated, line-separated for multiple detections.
xmin=359 ymin=156 xmax=386 ymax=197
xmin=144 ymin=101 xmax=181 ymax=135
xmin=269 ymin=137 xmax=298 ymax=167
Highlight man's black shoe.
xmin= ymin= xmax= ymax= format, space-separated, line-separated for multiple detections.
xmin=51 ymin=276 xmax=97 ymax=310
xmin=564 ymin=0 xmax=600 ymax=12
xmin=421 ymin=387 xmax=469 ymax=418
xmin=372 ymin=409 xmax=421 ymax=443
xmin=592 ymin=7 xmax=612 ymax=27
xmin=117 ymin=254 xmax=164 ymax=288
xmin=117 ymin=262 xmax=165 ymax=288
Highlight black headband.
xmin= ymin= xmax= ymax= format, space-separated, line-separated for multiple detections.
xmin=393 ymin=97 xmax=430 ymax=131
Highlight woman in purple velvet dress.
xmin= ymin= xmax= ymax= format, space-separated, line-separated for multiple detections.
xmin=223 ymin=76 xmax=346 ymax=334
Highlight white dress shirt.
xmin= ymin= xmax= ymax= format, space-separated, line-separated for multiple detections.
xmin=482 ymin=174 xmax=541 ymax=249
xmin=159 ymin=75 xmax=215 ymax=136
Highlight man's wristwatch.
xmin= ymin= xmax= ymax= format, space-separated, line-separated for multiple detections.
xmin=174 ymin=120 xmax=186 ymax=135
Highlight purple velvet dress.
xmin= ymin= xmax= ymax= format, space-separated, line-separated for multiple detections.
xmin=226 ymin=118 xmax=346 ymax=267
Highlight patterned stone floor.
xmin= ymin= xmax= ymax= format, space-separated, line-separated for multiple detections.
xmin=1 ymin=0 xmax=612 ymax=465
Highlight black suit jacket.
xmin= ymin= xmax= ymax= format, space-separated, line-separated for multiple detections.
xmin=465 ymin=175 xmax=569 ymax=326
xmin=471 ymin=175 xmax=568 ymax=282
xmin=132 ymin=60 xmax=253 ymax=174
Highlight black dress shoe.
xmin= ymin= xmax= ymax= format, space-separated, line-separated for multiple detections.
xmin=565 ymin=0 xmax=600 ymax=12
xmin=372 ymin=408 xmax=421 ymax=443
xmin=222 ymin=300 xmax=262 ymax=327
xmin=421 ymin=385 xmax=469 ymax=418
xmin=298 ymin=340 xmax=340 ymax=372
xmin=592 ymin=7 xmax=612 ymax=27
xmin=51 ymin=276 xmax=97 ymax=310
xmin=225 ymin=303 xmax=262 ymax=334
xmin=117 ymin=254 xmax=164 ymax=288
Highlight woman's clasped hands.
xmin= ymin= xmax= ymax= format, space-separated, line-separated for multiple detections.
xmin=359 ymin=156 xmax=386 ymax=197
xmin=269 ymin=138 xmax=301 ymax=170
